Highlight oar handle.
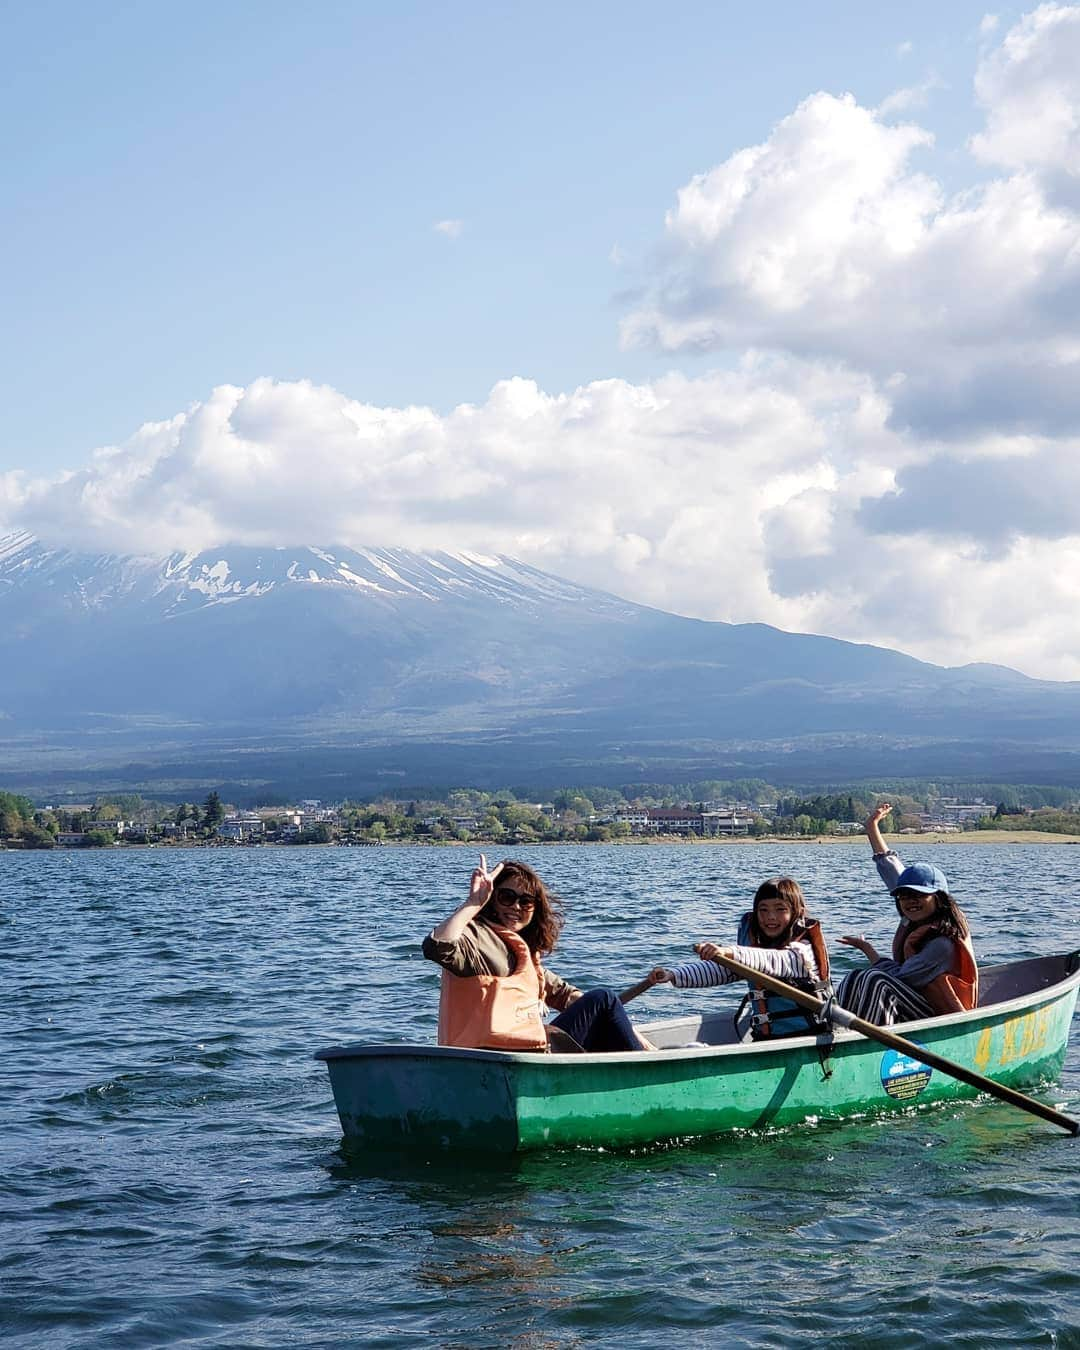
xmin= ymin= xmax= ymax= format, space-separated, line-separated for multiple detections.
xmin=618 ymin=973 xmax=660 ymax=1005
xmin=710 ymin=952 xmax=1079 ymax=1137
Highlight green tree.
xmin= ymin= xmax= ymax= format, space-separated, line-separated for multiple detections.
xmin=499 ymin=802 xmax=542 ymax=830
xmin=95 ymin=794 xmax=145 ymax=818
xmin=19 ymin=822 xmax=55 ymax=848
xmin=552 ymin=791 xmax=595 ymax=817
xmin=203 ymin=791 xmax=225 ymax=830
xmin=0 ymin=791 xmax=33 ymax=838
xmin=176 ymin=803 xmax=200 ymax=830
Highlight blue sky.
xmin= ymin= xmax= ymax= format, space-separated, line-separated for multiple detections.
xmin=3 ymin=0 xmax=1010 ymax=470
xmin=6 ymin=1 xmax=1080 ymax=683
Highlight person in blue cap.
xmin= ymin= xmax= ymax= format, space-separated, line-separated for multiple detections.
xmin=834 ymin=802 xmax=978 ymax=1024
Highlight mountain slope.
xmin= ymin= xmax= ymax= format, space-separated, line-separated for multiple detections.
xmin=2 ymin=530 xmax=1080 ymax=791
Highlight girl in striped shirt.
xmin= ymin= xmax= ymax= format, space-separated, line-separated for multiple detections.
xmin=650 ymin=877 xmax=831 ymax=1039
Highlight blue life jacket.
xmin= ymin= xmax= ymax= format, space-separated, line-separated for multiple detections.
xmin=735 ymin=912 xmax=832 ymax=1040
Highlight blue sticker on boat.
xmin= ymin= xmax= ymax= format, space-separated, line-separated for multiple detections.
xmin=880 ymin=1046 xmax=932 ymax=1101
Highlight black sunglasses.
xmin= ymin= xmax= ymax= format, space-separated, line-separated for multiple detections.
xmin=492 ymin=886 xmax=536 ymax=908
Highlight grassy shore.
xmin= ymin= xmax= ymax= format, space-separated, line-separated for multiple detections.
xmin=588 ymin=830 xmax=1080 ymax=845
xmin=745 ymin=830 xmax=1080 ymax=845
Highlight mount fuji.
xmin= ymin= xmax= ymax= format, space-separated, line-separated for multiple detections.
xmin=3 ymin=530 xmax=1080 ymax=797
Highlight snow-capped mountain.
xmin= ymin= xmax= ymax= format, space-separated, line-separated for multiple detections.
xmin=0 ymin=531 xmax=632 ymax=620
xmin=3 ymin=529 xmax=1080 ymax=793
xmin=0 ymin=531 xmax=646 ymax=738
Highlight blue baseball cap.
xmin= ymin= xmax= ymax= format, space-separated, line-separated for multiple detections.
xmin=892 ymin=862 xmax=948 ymax=895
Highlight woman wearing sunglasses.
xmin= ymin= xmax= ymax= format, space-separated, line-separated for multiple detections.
xmin=422 ymin=856 xmax=653 ymax=1052
xmin=834 ymin=802 xmax=978 ymax=1025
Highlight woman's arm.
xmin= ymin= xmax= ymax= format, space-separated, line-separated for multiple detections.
xmin=865 ymin=804 xmax=905 ymax=891
xmin=839 ymin=934 xmax=883 ymax=965
xmin=431 ymin=855 xmax=500 ymax=943
xmin=838 ymin=935 xmax=955 ymax=986
xmin=865 ymin=802 xmax=891 ymax=856
xmin=893 ymin=936 xmax=957 ymax=989
xmin=542 ymin=969 xmax=583 ymax=1010
xmin=424 ymin=856 xmax=512 ymax=976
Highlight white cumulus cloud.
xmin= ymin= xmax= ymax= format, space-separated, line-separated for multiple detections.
xmin=7 ymin=356 xmax=1080 ymax=680
xmin=623 ymin=4 xmax=1080 ymax=457
xmin=621 ymin=85 xmax=1080 ymax=445
xmin=971 ymin=2 xmax=1080 ymax=178
xmin=7 ymin=6 xmax=1080 ymax=683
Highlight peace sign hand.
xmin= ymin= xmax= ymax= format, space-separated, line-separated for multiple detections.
xmin=468 ymin=853 xmax=502 ymax=907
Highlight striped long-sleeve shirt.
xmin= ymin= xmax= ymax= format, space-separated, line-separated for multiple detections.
xmin=667 ymin=939 xmax=819 ymax=990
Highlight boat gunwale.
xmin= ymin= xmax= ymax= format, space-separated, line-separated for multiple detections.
xmin=315 ymin=950 xmax=1080 ymax=1069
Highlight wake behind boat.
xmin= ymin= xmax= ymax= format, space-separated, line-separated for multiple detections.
xmin=315 ymin=951 xmax=1080 ymax=1152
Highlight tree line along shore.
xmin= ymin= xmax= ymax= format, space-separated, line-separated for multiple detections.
xmin=4 ymin=781 xmax=1080 ymax=850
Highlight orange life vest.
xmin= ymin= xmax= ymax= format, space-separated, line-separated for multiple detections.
xmin=437 ymin=925 xmax=549 ymax=1051
xmin=892 ymin=921 xmax=979 ymax=1014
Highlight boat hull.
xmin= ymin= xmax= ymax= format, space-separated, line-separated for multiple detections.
xmin=315 ymin=953 xmax=1080 ymax=1152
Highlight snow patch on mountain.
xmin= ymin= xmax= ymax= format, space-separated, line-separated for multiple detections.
xmin=0 ymin=532 xmax=639 ymax=621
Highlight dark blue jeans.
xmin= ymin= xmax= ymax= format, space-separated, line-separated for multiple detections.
xmin=549 ymin=988 xmax=643 ymax=1051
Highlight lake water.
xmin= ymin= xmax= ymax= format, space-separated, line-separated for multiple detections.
xmin=3 ymin=842 xmax=1079 ymax=1348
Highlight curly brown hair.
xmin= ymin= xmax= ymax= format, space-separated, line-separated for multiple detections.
xmin=481 ymin=859 xmax=564 ymax=956
xmin=747 ymin=876 xmax=807 ymax=947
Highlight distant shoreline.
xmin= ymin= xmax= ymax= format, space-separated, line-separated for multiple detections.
xmin=6 ymin=828 xmax=1080 ymax=852
xmin=733 ymin=830 xmax=1080 ymax=845
xmin=584 ymin=830 xmax=1080 ymax=845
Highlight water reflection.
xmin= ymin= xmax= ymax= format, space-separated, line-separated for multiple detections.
xmin=323 ymin=1148 xmax=592 ymax=1329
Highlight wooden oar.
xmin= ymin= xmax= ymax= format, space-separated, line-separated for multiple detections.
xmin=618 ymin=973 xmax=660 ymax=1005
xmin=710 ymin=951 xmax=1080 ymax=1136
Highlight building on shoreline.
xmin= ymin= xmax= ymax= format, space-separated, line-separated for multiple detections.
xmin=613 ymin=806 xmax=756 ymax=837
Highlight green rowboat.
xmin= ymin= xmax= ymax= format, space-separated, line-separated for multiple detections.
xmin=315 ymin=951 xmax=1080 ymax=1152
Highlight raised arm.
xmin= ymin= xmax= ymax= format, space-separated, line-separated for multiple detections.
xmin=431 ymin=855 xmax=501 ymax=943
xmin=865 ymin=802 xmax=891 ymax=856
xmin=864 ymin=803 xmax=906 ymax=890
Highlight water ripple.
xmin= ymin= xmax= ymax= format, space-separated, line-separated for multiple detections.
xmin=2 ymin=842 xmax=1078 ymax=1347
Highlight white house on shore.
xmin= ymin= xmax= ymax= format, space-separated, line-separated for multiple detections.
xmin=613 ymin=806 xmax=756 ymax=836
xmin=218 ymin=815 xmax=265 ymax=840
